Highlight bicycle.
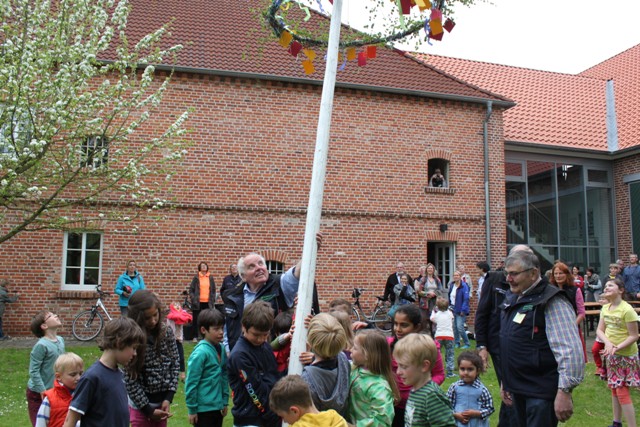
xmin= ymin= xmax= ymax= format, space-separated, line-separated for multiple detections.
xmin=351 ymin=287 xmax=393 ymax=332
xmin=72 ymin=284 xmax=114 ymax=341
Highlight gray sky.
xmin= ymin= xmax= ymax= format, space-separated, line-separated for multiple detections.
xmin=332 ymin=0 xmax=640 ymax=74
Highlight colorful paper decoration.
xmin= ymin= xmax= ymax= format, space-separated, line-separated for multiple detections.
xmin=289 ymin=41 xmax=302 ymax=57
xmin=400 ymin=0 xmax=411 ymax=14
xmin=346 ymin=47 xmax=356 ymax=61
xmin=279 ymin=31 xmax=293 ymax=48
xmin=358 ymin=52 xmax=367 ymax=66
xmin=429 ymin=19 xmax=443 ymax=35
xmin=443 ymin=18 xmax=455 ymax=32
xmin=366 ymin=45 xmax=377 ymax=59
xmin=429 ymin=29 xmax=443 ymax=41
xmin=415 ymin=0 xmax=431 ymax=11
xmin=303 ymin=48 xmax=316 ymax=61
xmin=267 ymin=0 xmax=455 ymax=74
xmin=302 ymin=60 xmax=315 ymax=75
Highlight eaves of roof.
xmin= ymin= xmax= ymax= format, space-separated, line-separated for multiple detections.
xmin=116 ymin=0 xmax=512 ymax=106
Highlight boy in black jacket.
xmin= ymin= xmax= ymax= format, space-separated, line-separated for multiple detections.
xmin=228 ymin=300 xmax=281 ymax=426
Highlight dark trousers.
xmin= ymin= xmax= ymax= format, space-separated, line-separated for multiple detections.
xmin=176 ymin=340 xmax=185 ymax=372
xmin=26 ymin=387 xmax=42 ymax=426
xmin=392 ymin=405 xmax=405 ymax=427
xmin=0 ymin=315 xmax=4 ymax=337
xmin=490 ymin=351 xmax=518 ymax=427
xmin=511 ymin=393 xmax=557 ymax=427
xmin=192 ymin=302 xmax=211 ymax=340
xmin=195 ymin=410 xmax=224 ymax=427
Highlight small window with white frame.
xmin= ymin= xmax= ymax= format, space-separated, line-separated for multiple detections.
xmin=0 ymin=107 xmax=31 ymax=157
xmin=80 ymin=135 xmax=109 ymax=168
xmin=266 ymin=260 xmax=284 ymax=275
xmin=62 ymin=232 xmax=103 ymax=290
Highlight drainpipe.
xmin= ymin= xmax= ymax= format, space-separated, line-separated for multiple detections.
xmin=483 ymin=101 xmax=493 ymax=265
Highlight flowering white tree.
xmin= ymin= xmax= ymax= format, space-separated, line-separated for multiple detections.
xmin=0 ymin=0 xmax=189 ymax=243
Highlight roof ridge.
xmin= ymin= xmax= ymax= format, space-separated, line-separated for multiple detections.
xmin=579 ymin=42 xmax=640 ymax=75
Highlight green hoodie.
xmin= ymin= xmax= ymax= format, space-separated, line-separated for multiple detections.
xmin=185 ymin=340 xmax=229 ymax=414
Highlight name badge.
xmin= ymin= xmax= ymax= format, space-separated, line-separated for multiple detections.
xmin=513 ymin=312 xmax=526 ymax=324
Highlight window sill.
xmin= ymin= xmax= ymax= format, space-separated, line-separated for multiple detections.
xmin=55 ymin=290 xmax=98 ymax=300
xmin=425 ymin=186 xmax=455 ymax=195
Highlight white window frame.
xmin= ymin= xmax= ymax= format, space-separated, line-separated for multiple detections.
xmin=80 ymin=135 xmax=109 ymax=168
xmin=61 ymin=231 xmax=104 ymax=290
xmin=266 ymin=260 xmax=284 ymax=275
xmin=0 ymin=107 xmax=31 ymax=156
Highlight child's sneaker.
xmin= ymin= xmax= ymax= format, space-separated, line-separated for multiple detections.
xmin=446 ymin=372 xmax=457 ymax=378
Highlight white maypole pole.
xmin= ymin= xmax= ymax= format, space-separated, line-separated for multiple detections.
xmin=288 ymin=0 xmax=343 ymax=376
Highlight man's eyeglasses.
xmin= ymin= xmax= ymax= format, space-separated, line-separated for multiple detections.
xmin=503 ymin=268 xmax=533 ymax=278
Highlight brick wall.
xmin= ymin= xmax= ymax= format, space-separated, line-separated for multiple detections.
xmin=0 ymin=73 xmax=506 ymax=336
xmin=613 ymin=155 xmax=640 ymax=257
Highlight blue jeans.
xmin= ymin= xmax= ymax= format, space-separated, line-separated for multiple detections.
xmin=453 ymin=313 xmax=469 ymax=346
xmin=511 ymin=393 xmax=557 ymax=427
xmin=438 ymin=339 xmax=455 ymax=374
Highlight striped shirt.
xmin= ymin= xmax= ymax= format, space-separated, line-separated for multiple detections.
xmin=404 ymin=380 xmax=455 ymax=427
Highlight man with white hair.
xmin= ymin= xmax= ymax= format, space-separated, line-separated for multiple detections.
xmin=474 ymin=245 xmax=531 ymax=426
xmin=222 ymin=233 xmax=322 ymax=351
xmin=499 ymin=250 xmax=584 ymax=426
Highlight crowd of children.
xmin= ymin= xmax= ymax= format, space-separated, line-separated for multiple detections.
xmin=22 ymin=274 xmax=639 ymax=427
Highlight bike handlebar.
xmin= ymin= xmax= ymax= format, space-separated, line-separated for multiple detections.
xmin=95 ymin=284 xmax=111 ymax=296
xmin=352 ymin=287 xmax=388 ymax=302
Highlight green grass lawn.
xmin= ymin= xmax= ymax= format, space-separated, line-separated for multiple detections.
xmin=1 ymin=342 xmax=636 ymax=426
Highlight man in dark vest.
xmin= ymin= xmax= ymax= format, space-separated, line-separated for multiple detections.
xmin=222 ymin=233 xmax=322 ymax=352
xmin=499 ymin=250 xmax=584 ymax=426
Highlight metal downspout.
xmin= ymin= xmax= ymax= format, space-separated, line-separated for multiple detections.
xmin=484 ymin=101 xmax=493 ymax=265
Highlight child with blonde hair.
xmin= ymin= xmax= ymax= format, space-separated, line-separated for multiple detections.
xmin=302 ymin=313 xmax=351 ymax=418
xmin=393 ymin=334 xmax=455 ymax=427
xmin=270 ymin=375 xmax=348 ymax=426
xmin=329 ymin=310 xmax=355 ymax=357
xmin=348 ymin=329 xmax=399 ymax=427
xmin=36 ymin=352 xmax=84 ymax=427
xmin=430 ymin=297 xmax=455 ymax=377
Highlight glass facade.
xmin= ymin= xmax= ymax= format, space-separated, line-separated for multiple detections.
xmin=505 ymin=156 xmax=614 ymax=275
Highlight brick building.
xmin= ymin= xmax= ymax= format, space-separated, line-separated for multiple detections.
xmin=1 ymin=0 xmax=638 ymax=336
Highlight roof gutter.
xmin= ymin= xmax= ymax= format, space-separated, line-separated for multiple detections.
xmin=151 ymin=63 xmax=516 ymax=108
xmin=483 ymin=101 xmax=493 ymax=265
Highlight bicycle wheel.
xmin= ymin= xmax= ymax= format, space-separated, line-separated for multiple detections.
xmin=372 ymin=305 xmax=393 ymax=332
xmin=351 ymin=306 xmax=361 ymax=322
xmin=72 ymin=310 xmax=104 ymax=341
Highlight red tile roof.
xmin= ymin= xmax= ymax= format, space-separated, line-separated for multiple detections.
xmin=413 ymin=53 xmax=609 ymax=151
xmin=120 ymin=0 xmax=509 ymax=104
xmin=579 ymin=44 xmax=640 ymax=150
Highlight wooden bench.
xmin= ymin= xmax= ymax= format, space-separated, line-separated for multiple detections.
xmin=582 ymin=302 xmax=640 ymax=337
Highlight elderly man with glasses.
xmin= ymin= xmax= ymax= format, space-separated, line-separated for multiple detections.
xmin=499 ymin=249 xmax=584 ymax=427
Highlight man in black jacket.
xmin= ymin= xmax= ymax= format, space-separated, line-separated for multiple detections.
xmin=474 ymin=245 xmax=531 ymax=426
xmin=383 ymin=262 xmax=412 ymax=303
